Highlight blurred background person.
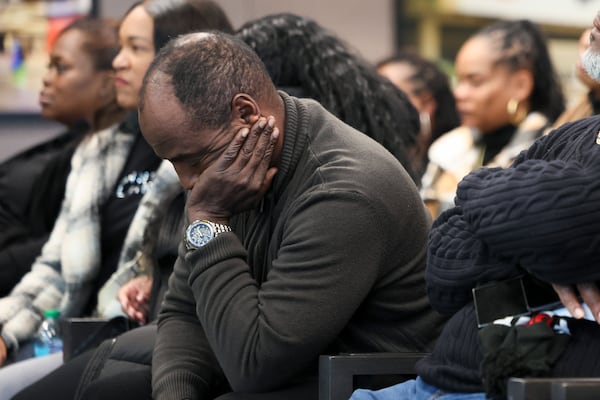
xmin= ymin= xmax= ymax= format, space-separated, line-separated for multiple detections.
xmin=238 ymin=13 xmax=421 ymax=183
xmin=4 ymin=1 xmax=235 ymax=399
xmin=0 ymin=0 xmax=232 ymax=373
xmin=420 ymin=19 xmax=565 ymax=219
xmin=0 ymin=18 xmax=124 ymax=297
xmin=550 ymin=28 xmax=600 ymax=129
xmin=376 ymin=51 xmax=460 ymax=179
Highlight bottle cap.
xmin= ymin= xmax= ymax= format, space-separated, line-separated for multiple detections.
xmin=43 ymin=309 xmax=61 ymax=319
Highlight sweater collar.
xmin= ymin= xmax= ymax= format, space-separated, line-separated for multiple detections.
xmin=269 ymin=91 xmax=309 ymax=199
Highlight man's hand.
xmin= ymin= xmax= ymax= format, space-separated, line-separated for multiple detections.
xmin=187 ymin=116 xmax=279 ymax=223
xmin=553 ymin=282 xmax=600 ymax=324
xmin=118 ymin=275 xmax=153 ymax=324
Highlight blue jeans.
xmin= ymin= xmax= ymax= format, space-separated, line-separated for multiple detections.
xmin=350 ymin=376 xmax=487 ymax=400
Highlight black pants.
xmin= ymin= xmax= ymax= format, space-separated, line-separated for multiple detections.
xmin=11 ymin=347 xmax=153 ymax=400
xmin=15 ymin=356 xmax=316 ymax=400
xmin=12 ymin=348 xmax=94 ymax=400
xmin=14 ymin=326 xmax=317 ymax=400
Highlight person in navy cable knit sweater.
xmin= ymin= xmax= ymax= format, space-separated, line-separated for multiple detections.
xmin=352 ymin=10 xmax=600 ymax=400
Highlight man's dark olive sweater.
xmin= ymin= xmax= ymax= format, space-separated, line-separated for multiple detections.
xmin=418 ymin=115 xmax=600 ymax=392
xmin=152 ymin=93 xmax=447 ymax=400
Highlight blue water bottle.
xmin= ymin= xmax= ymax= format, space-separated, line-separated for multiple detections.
xmin=33 ymin=309 xmax=63 ymax=357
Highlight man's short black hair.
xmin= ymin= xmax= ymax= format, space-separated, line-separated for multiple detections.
xmin=140 ymin=31 xmax=276 ymax=130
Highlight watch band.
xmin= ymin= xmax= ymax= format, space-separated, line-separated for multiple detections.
xmin=206 ymin=221 xmax=232 ymax=235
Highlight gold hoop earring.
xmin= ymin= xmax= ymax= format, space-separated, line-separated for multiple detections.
xmin=507 ymin=98 xmax=519 ymax=117
xmin=507 ymin=98 xmax=527 ymax=125
xmin=419 ymin=112 xmax=432 ymax=142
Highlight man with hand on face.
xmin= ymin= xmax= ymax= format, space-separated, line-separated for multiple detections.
xmin=138 ymin=32 xmax=446 ymax=399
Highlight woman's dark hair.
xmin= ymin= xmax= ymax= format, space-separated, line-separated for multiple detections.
xmin=120 ymin=0 xmax=233 ymax=53
xmin=59 ymin=17 xmax=120 ymax=71
xmin=475 ymin=19 xmax=565 ymax=122
xmin=58 ymin=17 xmax=124 ymax=130
xmin=146 ymin=0 xmax=234 ymax=51
xmin=377 ymin=51 xmax=460 ymax=142
xmin=237 ymin=13 xmax=420 ymax=182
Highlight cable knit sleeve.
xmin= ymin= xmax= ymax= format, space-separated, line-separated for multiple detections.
xmin=455 ymin=157 xmax=600 ymax=284
xmin=427 ymin=117 xmax=600 ymax=314
xmin=510 ymin=119 xmax=584 ymax=167
xmin=426 ymin=207 xmax=519 ymax=315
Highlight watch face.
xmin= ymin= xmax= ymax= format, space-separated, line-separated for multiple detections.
xmin=186 ymin=221 xmax=214 ymax=248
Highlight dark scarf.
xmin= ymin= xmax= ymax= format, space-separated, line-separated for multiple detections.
xmin=588 ymin=91 xmax=600 ymax=115
xmin=477 ymin=124 xmax=516 ymax=165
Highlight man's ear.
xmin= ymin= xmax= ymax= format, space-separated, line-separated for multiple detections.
xmin=232 ymin=93 xmax=260 ymax=125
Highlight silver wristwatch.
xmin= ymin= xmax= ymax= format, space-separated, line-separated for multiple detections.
xmin=185 ymin=220 xmax=232 ymax=250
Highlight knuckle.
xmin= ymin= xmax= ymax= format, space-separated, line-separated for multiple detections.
xmin=254 ymin=146 xmax=266 ymax=159
xmin=223 ymin=149 xmax=239 ymax=161
xmin=241 ymin=147 xmax=253 ymax=157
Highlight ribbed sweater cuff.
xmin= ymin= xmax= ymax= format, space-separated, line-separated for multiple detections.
xmin=153 ymin=370 xmax=210 ymax=400
xmin=183 ymin=233 xmax=247 ymax=276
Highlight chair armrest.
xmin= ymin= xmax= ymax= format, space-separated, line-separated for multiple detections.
xmin=319 ymin=352 xmax=428 ymax=400
xmin=60 ymin=316 xmax=135 ymax=362
xmin=508 ymin=377 xmax=600 ymax=400
xmin=552 ymin=378 xmax=600 ymax=400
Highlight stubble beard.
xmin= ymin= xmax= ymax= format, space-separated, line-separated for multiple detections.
xmin=582 ymin=47 xmax=600 ymax=82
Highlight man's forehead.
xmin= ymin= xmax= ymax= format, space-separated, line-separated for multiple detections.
xmin=146 ymin=71 xmax=169 ymax=89
xmin=140 ymin=78 xmax=180 ymax=125
xmin=142 ymin=70 xmax=176 ymax=104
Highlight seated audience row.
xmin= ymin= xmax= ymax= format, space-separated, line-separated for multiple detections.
xmin=7 ymin=2 xmax=445 ymax=400
xmin=420 ymin=19 xmax=565 ymax=219
xmin=0 ymin=0 xmax=234 ymax=398
xmin=352 ymin=11 xmax=600 ymax=400
xmin=4 ymin=3 xmax=599 ymax=400
xmin=377 ymin=51 xmax=460 ymax=179
xmin=0 ymin=18 xmax=125 ymax=297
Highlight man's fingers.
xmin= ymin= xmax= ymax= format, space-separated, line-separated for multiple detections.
xmin=577 ymin=283 xmax=600 ymax=324
xmin=259 ymin=119 xmax=276 ymax=160
xmin=236 ymin=117 xmax=269 ymax=166
xmin=221 ymin=116 xmax=270 ymax=170
xmin=221 ymin=127 xmax=251 ymax=165
xmin=262 ymin=167 xmax=279 ymax=192
xmin=248 ymin=125 xmax=278 ymax=174
xmin=553 ymin=283 xmax=585 ymax=319
xmin=240 ymin=117 xmax=273 ymax=168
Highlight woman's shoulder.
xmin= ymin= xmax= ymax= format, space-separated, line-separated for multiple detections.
xmin=427 ymin=126 xmax=477 ymax=172
xmin=544 ymin=114 xmax=600 ymax=148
